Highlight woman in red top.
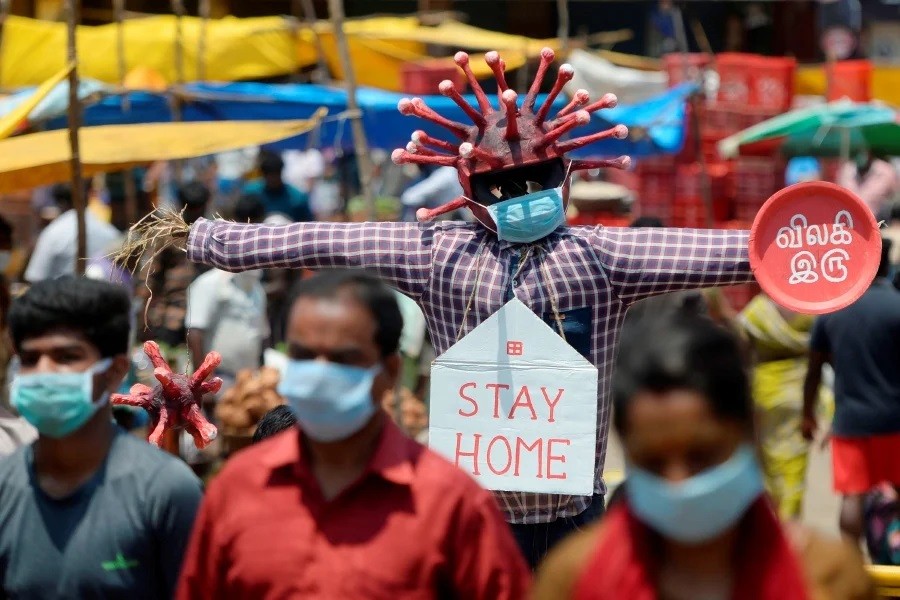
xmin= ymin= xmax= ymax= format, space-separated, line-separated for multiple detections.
xmin=534 ymin=313 xmax=873 ymax=600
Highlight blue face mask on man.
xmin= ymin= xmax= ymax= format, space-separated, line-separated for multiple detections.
xmin=481 ymin=186 xmax=566 ymax=244
xmin=277 ymin=359 xmax=381 ymax=442
xmin=625 ymin=444 xmax=764 ymax=544
xmin=11 ymin=358 xmax=114 ymax=438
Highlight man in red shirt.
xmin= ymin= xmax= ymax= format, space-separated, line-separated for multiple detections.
xmin=177 ymin=269 xmax=530 ymax=599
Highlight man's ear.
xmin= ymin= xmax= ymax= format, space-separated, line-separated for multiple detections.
xmin=105 ymin=354 xmax=131 ymax=393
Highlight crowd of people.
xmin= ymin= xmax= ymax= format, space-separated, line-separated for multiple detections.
xmin=0 ymin=144 xmax=897 ymax=599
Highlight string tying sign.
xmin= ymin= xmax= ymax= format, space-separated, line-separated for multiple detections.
xmin=749 ymin=181 xmax=882 ymax=314
xmin=429 ymin=298 xmax=598 ymax=495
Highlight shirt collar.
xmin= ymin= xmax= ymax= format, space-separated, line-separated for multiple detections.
xmin=260 ymin=417 xmax=415 ymax=487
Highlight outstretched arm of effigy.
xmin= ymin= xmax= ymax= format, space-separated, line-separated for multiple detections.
xmin=186 ymin=218 xmax=434 ymax=298
xmin=590 ymin=226 xmax=754 ymax=306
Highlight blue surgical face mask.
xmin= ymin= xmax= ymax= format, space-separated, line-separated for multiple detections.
xmin=11 ymin=358 xmax=114 ymax=439
xmin=482 ymin=186 xmax=566 ymax=244
xmin=626 ymin=444 xmax=764 ymax=544
xmin=277 ymin=359 xmax=380 ymax=442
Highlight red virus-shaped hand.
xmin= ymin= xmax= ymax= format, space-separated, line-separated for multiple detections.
xmin=390 ymin=47 xmax=631 ymax=229
xmin=111 ymin=341 xmax=221 ymax=449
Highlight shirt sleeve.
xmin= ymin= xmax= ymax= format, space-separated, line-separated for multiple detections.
xmin=148 ymin=459 xmax=204 ymax=599
xmin=589 ymin=226 xmax=754 ymax=306
xmin=186 ymin=219 xmax=434 ymax=299
xmin=809 ymin=317 xmax=830 ymax=354
xmin=176 ymin=477 xmax=225 ymax=600
xmin=448 ymin=490 xmax=532 ymax=599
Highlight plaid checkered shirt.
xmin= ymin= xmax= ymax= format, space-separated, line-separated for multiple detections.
xmin=187 ymin=219 xmax=753 ymax=524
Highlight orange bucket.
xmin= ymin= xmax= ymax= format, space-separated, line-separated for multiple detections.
xmin=827 ymin=60 xmax=873 ymax=102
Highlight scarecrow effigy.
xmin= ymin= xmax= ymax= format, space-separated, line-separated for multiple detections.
xmin=121 ymin=48 xmax=879 ymax=535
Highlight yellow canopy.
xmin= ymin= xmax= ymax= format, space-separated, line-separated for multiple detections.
xmin=0 ymin=63 xmax=72 ymax=140
xmin=0 ymin=118 xmax=319 ymax=193
xmin=0 ymin=15 xmax=537 ymax=91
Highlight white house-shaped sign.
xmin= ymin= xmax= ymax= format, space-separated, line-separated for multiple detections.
xmin=429 ymin=298 xmax=599 ymax=495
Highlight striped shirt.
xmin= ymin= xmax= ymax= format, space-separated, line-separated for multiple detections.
xmin=187 ymin=218 xmax=753 ymax=524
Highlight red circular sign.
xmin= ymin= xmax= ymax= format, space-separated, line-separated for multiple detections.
xmin=749 ymin=181 xmax=881 ymax=314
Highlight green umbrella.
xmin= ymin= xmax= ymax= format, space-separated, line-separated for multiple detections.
xmin=718 ymin=101 xmax=900 ymax=159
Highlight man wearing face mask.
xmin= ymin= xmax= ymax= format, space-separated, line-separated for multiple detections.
xmin=0 ymin=277 xmax=203 ymax=599
xmin=177 ymin=270 xmax=530 ymax=599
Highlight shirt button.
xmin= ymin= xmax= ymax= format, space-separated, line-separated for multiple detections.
xmin=513 ymin=279 xmax=520 ymax=287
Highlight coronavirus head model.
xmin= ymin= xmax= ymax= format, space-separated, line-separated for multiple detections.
xmin=390 ymin=47 xmax=631 ymax=231
xmin=111 ymin=341 xmax=221 ymax=449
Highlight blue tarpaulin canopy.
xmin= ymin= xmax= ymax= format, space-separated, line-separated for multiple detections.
xmin=39 ymin=81 xmax=695 ymax=158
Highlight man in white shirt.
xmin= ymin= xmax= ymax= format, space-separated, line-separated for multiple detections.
xmin=24 ymin=184 xmax=122 ymax=283
xmin=185 ymin=195 xmax=269 ymax=387
xmin=185 ymin=269 xmax=268 ymax=385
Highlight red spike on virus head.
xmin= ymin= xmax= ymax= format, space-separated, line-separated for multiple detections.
xmin=500 ymin=89 xmax=520 ymax=141
xmin=406 ymin=141 xmax=441 ymax=157
xmin=439 ymin=80 xmax=486 ymax=129
xmin=583 ymin=92 xmax=619 ymax=115
xmin=398 ymin=98 xmax=471 ymax=140
xmin=485 ymin=51 xmax=510 ymax=93
xmin=537 ymin=110 xmax=591 ymax=149
xmin=571 ymin=156 xmax=632 ymax=172
xmin=412 ymin=130 xmax=459 ymax=154
xmin=556 ymin=89 xmax=590 ymax=119
xmin=459 ymin=142 xmax=505 ymax=168
xmin=397 ymin=48 xmax=630 ymax=231
xmin=558 ymin=124 xmax=629 ymax=153
xmin=525 ymin=47 xmax=556 ymax=111
xmin=454 ymin=52 xmax=492 ymax=115
xmin=536 ymin=63 xmax=574 ymax=125
xmin=391 ymin=148 xmax=458 ymax=168
xmin=111 ymin=341 xmax=220 ymax=449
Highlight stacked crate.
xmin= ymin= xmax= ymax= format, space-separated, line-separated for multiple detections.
xmin=733 ymin=158 xmax=786 ymax=221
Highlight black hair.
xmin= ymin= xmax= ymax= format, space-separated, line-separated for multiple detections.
xmin=890 ymin=203 xmax=900 ymax=223
xmin=259 ymin=151 xmax=285 ymax=176
xmin=233 ymin=193 xmax=266 ymax=224
xmin=630 ymin=216 xmax=665 ymax=228
xmin=289 ymin=269 xmax=403 ymax=357
xmin=177 ymin=182 xmax=211 ymax=208
xmin=51 ymin=182 xmax=91 ymax=210
xmin=252 ymin=405 xmax=297 ymax=443
xmin=9 ymin=276 xmax=131 ymax=358
xmin=612 ymin=312 xmax=753 ymax=436
xmin=879 ymin=237 xmax=893 ymax=279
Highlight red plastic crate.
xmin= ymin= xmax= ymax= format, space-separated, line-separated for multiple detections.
xmin=751 ymin=57 xmax=796 ymax=112
xmin=675 ymin=163 xmax=734 ymax=202
xmin=672 ymin=195 xmax=731 ymax=228
xmin=400 ymin=59 xmax=466 ymax=95
xmin=716 ymin=53 xmax=756 ymax=108
xmin=704 ymin=107 xmax=744 ymax=140
xmin=664 ymin=53 xmax=712 ymax=87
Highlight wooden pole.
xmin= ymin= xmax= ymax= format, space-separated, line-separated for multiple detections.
xmin=556 ymin=0 xmax=569 ymax=54
xmin=296 ymin=0 xmax=328 ymax=83
xmin=198 ymin=0 xmax=209 ymax=81
xmin=66 ymin=0 xmax=87 ymax=275
xmin=327 ymin=0 xmax=377 ymax=221
xmin=0 ymin=0 xmax=11 ymax=88
xmin=113 ymin=0 xmax=138 ymax=228
xmin=170 ymin=0 xmax=185 ymax=185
